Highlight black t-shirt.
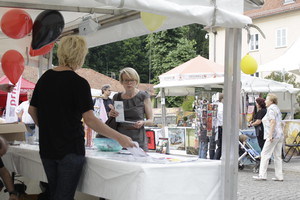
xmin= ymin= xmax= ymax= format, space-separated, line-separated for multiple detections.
xmin=103 ymin=98 xmax=113 ymax=113
xmin=253 ymin=108 xmax=267 ymax=137
xmin=30 ymin=70 xmax=94 ymax=159
xmin=0 ymin=157 xmax=4 ymax=168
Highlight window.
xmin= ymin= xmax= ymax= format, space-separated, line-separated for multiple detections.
xmin=249 ymin=34 xmax=259 ymax=51
xmin=284 ymin=0 xmax=295 ymax=4
xmin=276 ymin=28 xmax=286 ymax=47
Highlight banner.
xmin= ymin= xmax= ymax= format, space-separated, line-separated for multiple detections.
xmin=5 ymin=77 xmax=22 ymax=122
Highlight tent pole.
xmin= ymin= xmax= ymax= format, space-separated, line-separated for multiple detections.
xmin=221 ymin=28 xmax=241 ymax=200
xmin=161 ymin=88 xmax=166 ymax=137
xmin=291 ymin=93 xmax=295 ymax=119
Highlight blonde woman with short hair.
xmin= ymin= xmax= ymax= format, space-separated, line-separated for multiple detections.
xmin=109 ymin=67 xmax=153 ymax=150
xmin=253 ymin=93 xmax=284 ymax=181
xmin=29 ymin=36 xmax=134 ymax=200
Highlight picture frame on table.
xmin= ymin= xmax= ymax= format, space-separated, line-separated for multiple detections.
xmin=186 ymin=128 xmax=198 ymax=155
xmin=168 ymin=127 xmax=186 ymax=154
xmin=156 ymin=138 xmax=169 ymax=154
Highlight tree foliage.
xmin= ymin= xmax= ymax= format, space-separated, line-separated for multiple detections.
xmin=264 ymin=72 xmax=300 ymax=88
xmin=52 ymin=24 xmax=209 ymax=107
xmin=264 ymin=71 xmax=300 ymax=103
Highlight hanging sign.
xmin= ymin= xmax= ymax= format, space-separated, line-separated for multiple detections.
xmin=5 ymin=77 xmax=22 ymax=122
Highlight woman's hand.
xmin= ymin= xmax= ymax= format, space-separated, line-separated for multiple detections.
xmin=116 ymin=134 xmax=136 ymax=148
xmin=0 ymin=84 xmax=14 ymax=92
xmin=108 ymin=105 xmax=119 ymax=117
xmin=133 ymin=120 xmax=144 ymax=129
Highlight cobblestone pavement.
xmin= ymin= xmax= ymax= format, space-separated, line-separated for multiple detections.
xmin=238 ymin=157 xmax=300 ymax=200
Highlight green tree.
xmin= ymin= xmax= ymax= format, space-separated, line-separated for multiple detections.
xmin=183 ymin=24 xmax=209 ymax=58
xmin=264 ymin=72 xmax=300 ymax=88
xmin=265 ymin=71 xmax=300 ymax=104
xmin=182 ymin=96 xmax=195 ymax=111
xmin=146 ymin=27 xmax=197 ymax=107
xmin=53 ymin=24 xmax=208 ymax=85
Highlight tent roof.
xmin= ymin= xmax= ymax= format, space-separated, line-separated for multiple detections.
xmin=156 ymin=55 xmax=300 ymax=95
xmin=159 ymin=55 xmax=224 ymax=82
xmin=155 ymin=74 xmax=300 ymax=96
xmin=0 ymin=0 xmax=260 ymax=67
xmin=0 ymin=76 xmax=35 ymax=90
xmin=257 ymin=37 xmax=300 ymax=75
xmin=0 ymin=76 xmax=35 ymax=95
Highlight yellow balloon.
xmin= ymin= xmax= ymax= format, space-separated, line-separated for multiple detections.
xmin=240 ymin=54 xmax=258 ymax=75
xmin=141 ymin=12 xmax=166 ymax=32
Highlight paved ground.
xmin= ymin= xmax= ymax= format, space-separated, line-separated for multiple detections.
xmin=238 ymin=156 xmax=300 ymax=200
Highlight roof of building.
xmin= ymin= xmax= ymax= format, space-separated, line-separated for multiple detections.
xmin=245 ymin=0 xmax=300 ymax=19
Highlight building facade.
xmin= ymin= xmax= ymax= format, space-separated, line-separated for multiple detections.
xmin=208 ymin=0 xmax=300 ymax=77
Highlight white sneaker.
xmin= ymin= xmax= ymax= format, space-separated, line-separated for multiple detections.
xmin=271 ymin=177 xmax=283 ymax=182
xmin=253 ymin=175 xmax=266 ymax=181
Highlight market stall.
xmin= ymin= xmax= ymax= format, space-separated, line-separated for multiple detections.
xmin=0 ymin=1 xmax=265 ymax=199
xmin=154 ymin=60 xmax=300 ymax=126
xmin=3 ymin=145 xmax=221 ymax=200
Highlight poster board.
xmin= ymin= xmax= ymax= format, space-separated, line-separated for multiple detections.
xmin=168 ymin=127 xmax=185 ymax=154
xmin=283 ymin=120 xmax=300 ymax=152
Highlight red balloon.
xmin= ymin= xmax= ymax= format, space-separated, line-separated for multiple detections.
xmin=1 ymin=9 xmax=33 ymax=39
xmin=1 ymin=50 xmax=25 ymax=85
xmin=29 ymin=42 xmax=54 ymax=57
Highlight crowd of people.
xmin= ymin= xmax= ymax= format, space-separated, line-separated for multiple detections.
xmin=211 ymin=93 xmax=285 ymax=183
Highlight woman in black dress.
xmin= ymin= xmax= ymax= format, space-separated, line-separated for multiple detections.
xmin=250 ymin=97 xmax=267 ymax=151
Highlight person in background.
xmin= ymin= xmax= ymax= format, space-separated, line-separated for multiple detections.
xmin=0 ymin=137 xmax=18 ymax=200
xmin=28 ymin=35 xmax=134 ymax=200
xmin=0 ymin=84 xmax=14 ymax=93
xmin=101 ymin=84 xmax=113 ymax=116
xmin=253 ymin=93 xmax=284 ymax=181
xmin=16 ymin=90 xmax=36 ymax=144
xmin=0 ymin=84 xmax=14 ymax=117
xmin=109 ymin=67 xmax=153 ymax=151
xmin=214 ymin=93 xmax=223 ymax=160
xmin=249 ymin=97 xmax=267 ymax=151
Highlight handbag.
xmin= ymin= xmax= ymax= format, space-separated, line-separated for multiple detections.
xmin=105 ymin=116 xmax=118 ymax=130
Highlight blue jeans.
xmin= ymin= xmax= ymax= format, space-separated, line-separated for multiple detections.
xmin=199 ymin=140 xmax=208 ymax=158
xmin=41 ymin=154 xmax=85 ymax=200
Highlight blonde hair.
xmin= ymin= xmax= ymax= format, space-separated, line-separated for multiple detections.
xmin=119 ymin=67 xmax=140 ymax=85
xmin=57 ymin=35 xmax=88 ymax=70
xmin=267 ymin=93 xmax=278 ymax=105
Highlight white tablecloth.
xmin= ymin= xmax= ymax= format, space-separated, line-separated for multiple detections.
xmin=2 ymin=145 xmax=221 ymax=200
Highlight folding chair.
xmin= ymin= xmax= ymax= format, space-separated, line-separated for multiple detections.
xmin=283 ymin=131 xmax=300 ymax=163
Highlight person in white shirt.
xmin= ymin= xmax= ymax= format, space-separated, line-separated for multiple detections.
xmin=16 ymin=90 xmax=35 ymax=144
xmin=214 ymin=93 xmax=223 ymax=160
xmin=253 ymin=93 xmax=284 ymax=181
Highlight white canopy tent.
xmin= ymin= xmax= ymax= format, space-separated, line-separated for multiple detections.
xmin=0 ymin=1 xmax=265 ymax=200
xmin=155 ymin=73 xmax=300 ymax=128
xmin=155 ymin=74 xmax=300 ymax=96
xmin=257 ymin=37 xmax=300 ymax=75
